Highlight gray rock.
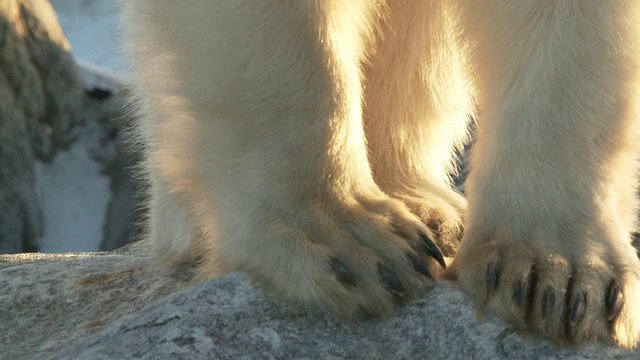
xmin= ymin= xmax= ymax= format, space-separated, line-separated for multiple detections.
xmin=0 ymin=0 xmax=83 ymax=253
xmin=1 ymin=245 xmax=638 ymax=359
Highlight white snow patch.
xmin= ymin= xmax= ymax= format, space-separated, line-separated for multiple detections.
xmin=34 ymin=123 xmax=112 ymax=253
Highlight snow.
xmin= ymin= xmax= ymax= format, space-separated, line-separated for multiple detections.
xmin=34 ymin=124 xmax=112 ymax=253
xmin=34 ymin=0 xmax=127 ymax=253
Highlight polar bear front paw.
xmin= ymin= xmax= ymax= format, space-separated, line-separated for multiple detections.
xmin=212 ymin=195 xmax=446 ymax=319
xmin=389 ymin=185 xmax=466 ymax=257
xmin=450 ymin=233 xmax=640 ymax=348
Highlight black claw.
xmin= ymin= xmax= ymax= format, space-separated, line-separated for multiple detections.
xmin=569 ymin=291 xmax=587 ymax=327
xmin=418 ymin=231 xmax=446 ymax=269
xmin=377 ymin=263 xmax=405 ymax=298
xmin=407 ymin=252 xmax=432 ymax=278
xmin=606 ymin=282 xmax=624 ymax=321
xmin=329 ymin=257 xmax=356 ymax=288
xmin=541 ymin=286 xmax=555 ymax=318
xmin=485 ymin=261 xmax=500 ymax=296
xmin=512 ymin=277 xmax=527 ymax=306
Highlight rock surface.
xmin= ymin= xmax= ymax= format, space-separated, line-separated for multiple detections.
xmin=0 ymin=0 xmax=83 ymax=253
xmin=1 ymin=244 xmax=638 ymax=359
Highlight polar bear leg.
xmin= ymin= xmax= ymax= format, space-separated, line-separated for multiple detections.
xmin=451 ymin=0 xmax=640 ymax=348
xmin=144 ymin=175 xmax=202 ymax=265
xmin=123 ymin=0 xmax=445 ymax=319
xmin=363 ymin=0 xmax=472 ymax=256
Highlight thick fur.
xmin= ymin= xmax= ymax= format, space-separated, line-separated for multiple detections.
xmin=121 ymin=0 xmax=640 ymax=348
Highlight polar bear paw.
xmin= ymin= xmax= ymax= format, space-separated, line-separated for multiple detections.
xmin=390 ymin=186 xmax=466 ymax=258
xmin=450 ymin=234 xmax=640 ymax=348
xmin=212 ymin=195 xmax=447 ymax=319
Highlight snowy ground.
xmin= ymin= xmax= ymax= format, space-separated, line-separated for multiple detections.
xmin=34 ymin=123 xmax=113 ymax=252
xmin=35 ymin=0 xmax=126 ymax=252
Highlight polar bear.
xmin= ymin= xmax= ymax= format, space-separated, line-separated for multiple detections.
xmin=120 ymin=0 xmax=640 ymax=348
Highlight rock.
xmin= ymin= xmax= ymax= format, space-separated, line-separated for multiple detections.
xmin=0 ymin=243 xmax=195 ymax=359
xmin=1 ymin=245 xmax=638 ymax=359
xmin=0 ymin=0 xmax=83 ymax=253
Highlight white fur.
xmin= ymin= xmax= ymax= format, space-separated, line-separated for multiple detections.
xmin=121 ymin=0 xmax=640 ymax=347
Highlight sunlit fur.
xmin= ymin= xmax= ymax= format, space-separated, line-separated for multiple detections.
xmin=121 ymin=0 xmax=640 ymax=348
